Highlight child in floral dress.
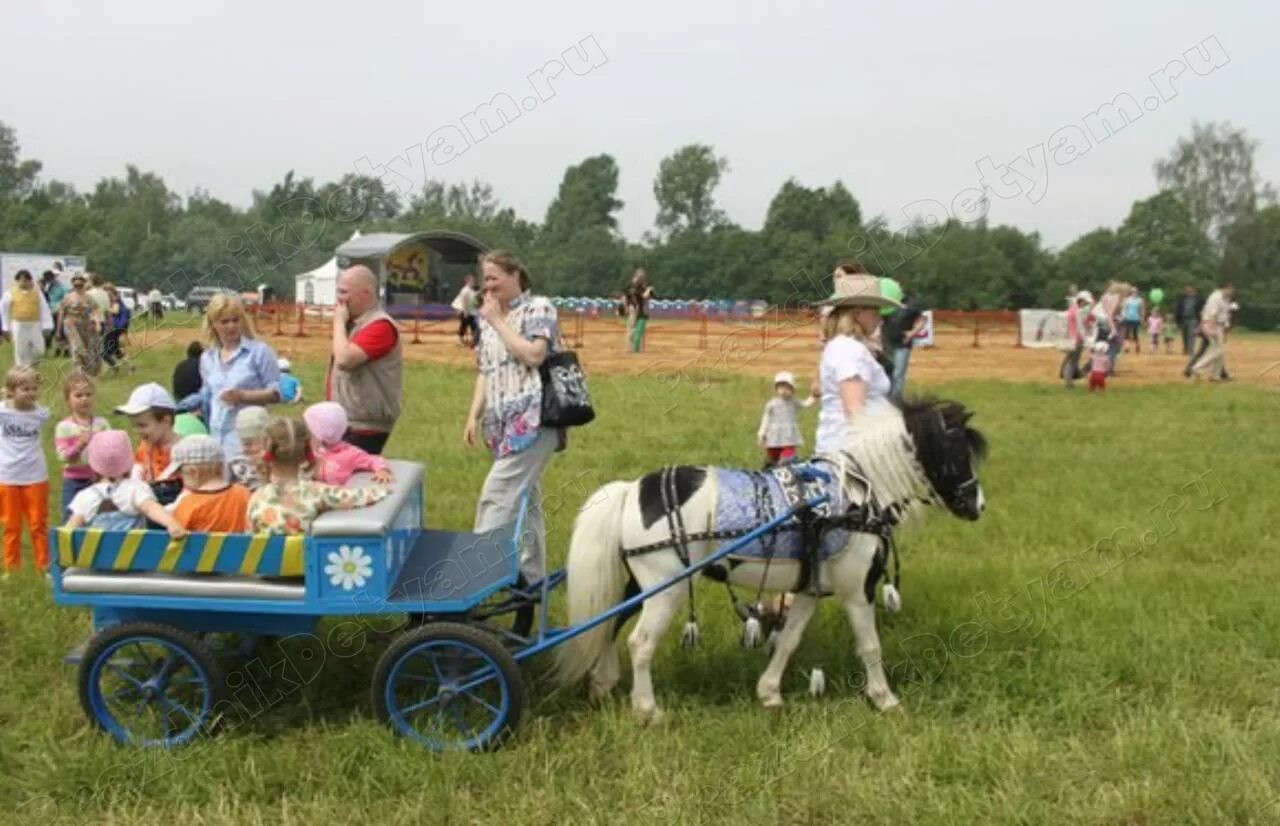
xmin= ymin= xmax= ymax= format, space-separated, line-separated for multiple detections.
xmin=247 ymin=416 xmax=390 ymax=534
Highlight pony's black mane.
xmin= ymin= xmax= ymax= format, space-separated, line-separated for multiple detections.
xmin=896 ymin=396 xmax=988 ymax=465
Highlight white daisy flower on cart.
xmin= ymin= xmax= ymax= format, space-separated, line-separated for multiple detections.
xmin=325 ymin=545 xmax=373 ymax=591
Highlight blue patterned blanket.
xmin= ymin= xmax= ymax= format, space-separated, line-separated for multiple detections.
xmin=713 ymin=462 xmax=855 ymax=561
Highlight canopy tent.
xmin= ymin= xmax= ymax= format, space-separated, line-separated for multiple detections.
xmin=294 ymin=231 xmax=360 ymax=306
xmin=334 ymin=230 xmax=488 ymax=312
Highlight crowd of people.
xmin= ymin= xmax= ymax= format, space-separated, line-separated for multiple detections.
xmin=1058 ymin=280 xmax=1238 ymax=391
xmin=0 ymin=249 xmax=1253 ymax=585
xmin=0 ymin=251 xmax=573 ymax=590
xmin=0 ymin=268 xmax=175 ymax=378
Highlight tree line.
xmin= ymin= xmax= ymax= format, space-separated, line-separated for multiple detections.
xmin=1 ymin=120 xmax=1276 ymax=327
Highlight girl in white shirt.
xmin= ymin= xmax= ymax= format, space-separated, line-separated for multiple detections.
xmin=0 ymin=366 xmax=52 ymax=576
xmin=65 ymin=430 xmax=184 ymax=537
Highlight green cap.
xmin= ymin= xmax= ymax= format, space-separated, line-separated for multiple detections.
xmin=174 ymin=413 xmax=208 ymax=438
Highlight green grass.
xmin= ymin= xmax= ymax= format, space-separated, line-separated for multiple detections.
xmin=2 ymin=341 xmax=1279 ymax=825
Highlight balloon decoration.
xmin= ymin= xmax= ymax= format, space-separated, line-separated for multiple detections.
xmin=879 ymin=277 xmax=904 ymax=316
xmin=174 ymin=413 xmax=208 ymax=438
xmin=1148 ymin=287 xmax=1164 ymax=307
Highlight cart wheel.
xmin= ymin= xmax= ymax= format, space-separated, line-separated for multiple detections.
xmin=79 ymin=622 xmax=226 ymax=748
xmin=372 ymin=622 xmax=524 ymax=752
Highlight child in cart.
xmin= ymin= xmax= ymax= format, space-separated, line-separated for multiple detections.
xmin=247 ymin=416 xmax=391 ymax=535
xmin=65 ymin=430 xmax=185 ymax=537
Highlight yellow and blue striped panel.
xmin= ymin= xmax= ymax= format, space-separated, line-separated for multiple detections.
xmin=55 ymin=529 xmax=306 ymax=577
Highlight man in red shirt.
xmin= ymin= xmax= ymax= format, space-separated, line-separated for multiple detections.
xmin=326 ymin=265 xmax=403 ymax=455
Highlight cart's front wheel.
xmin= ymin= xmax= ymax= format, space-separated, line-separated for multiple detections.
xmin=79 ymin=622 xmax=226 ymax=747
xmin=372 ymin=622 xmax=524 ymax=752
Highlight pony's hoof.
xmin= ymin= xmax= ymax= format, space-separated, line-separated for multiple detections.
xmin=632 ymin=703 xmax=664 ymax=726
xmin=760 ymin=695 xmax=784 ymax=710
xmin=587 ymin=678 xmax=616 ymax=703
xmin=868 ymin=689 xmax=901 ymax=713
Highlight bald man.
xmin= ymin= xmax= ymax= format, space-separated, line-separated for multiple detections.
xmin=327 ymin=265 xmax=403 ymax=454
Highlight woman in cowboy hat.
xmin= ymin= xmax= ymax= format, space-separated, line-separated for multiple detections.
xmin=813 ymin=262 xmax=902 ymax=457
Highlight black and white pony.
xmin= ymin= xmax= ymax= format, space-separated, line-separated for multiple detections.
xmin=553 ymin=398 xmax=987 ymax=722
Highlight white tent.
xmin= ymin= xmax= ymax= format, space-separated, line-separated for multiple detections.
xmin=294 ymin=230 xmax=360 ymax=306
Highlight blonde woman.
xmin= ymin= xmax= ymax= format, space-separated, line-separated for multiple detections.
xmin=813 ymin=268 xmax=902 ymax=457
xmin=178 ymin=293 xmax=280 ymax=457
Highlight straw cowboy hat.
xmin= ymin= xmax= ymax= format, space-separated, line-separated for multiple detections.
xmin=816 ymin=273 xmax=904 ymax=310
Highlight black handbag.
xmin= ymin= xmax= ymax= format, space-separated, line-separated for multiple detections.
xmin=540 ymin=348 xmax=595 ymax=428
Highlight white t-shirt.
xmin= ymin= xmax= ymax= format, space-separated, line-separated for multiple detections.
xmin=69 ymin=479 xmax=156 ymax=521
xmin=0 ymin=401 xmax=51 ymax=485
xmin=814 ymin=335 xmax=891 ymax=456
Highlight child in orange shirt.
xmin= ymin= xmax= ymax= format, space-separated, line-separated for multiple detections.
xmin=165 ymin=435 xmax=252 ymax=533
xmin=115 ymin=382 xmax=183 ymax=505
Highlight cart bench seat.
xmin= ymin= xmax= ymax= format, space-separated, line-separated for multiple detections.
xmin=310 ymin=460 xmax=423 ymax=537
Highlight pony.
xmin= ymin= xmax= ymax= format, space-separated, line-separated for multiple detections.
xmin=553 ymin=398 xmax=987 ymax=723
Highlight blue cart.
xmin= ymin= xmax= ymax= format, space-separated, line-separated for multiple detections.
xmin=51 ymin=460 xmax=826 ymax=752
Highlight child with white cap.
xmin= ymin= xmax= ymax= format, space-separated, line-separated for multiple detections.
xmin=757 ymin=370 xmax=813 ymax=468
xmin=303 ymin=402 xmax=393 ymax=485
xmin=227 ymin=406 xmax=269 ymax=491
xmin=65 ymin=430 xmax=185 ymax=537
xmin=115 ymin=382 xmax=183 ymax=505
xmin=277 ymin=358 xmax=302 ymax=404
xmin=165 ymin=434 xmax=252 ymax=533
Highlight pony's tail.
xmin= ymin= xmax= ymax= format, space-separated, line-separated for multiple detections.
xmin=552 ymin=481 xmax=632 ymax=689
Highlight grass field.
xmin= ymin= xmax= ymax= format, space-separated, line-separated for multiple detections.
xmin=1 ymin=336 xmax=1279 ymax=825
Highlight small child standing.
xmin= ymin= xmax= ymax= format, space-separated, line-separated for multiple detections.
xmin=54 ymin=372 xmax=110 ymax=519
xmin=228 ymin=406 xmax=269 ymax=491
xmin=248 ymin=417 xmax=391 ymax=535
xmin=757 ymin=371 xmax=813 ymax=467
xmin=66 ymin=431 xmax=184 ymax=536
xmin=115 ymin=382 xmax=183 ymax=505
xmin=164 ymin=435 xmax=252 ymax=533
xmin=0 ymin=366 xmax=52 ymax=577
xmin=303 ymin=402 xmax=394 ymax=485
xmin=1088 ymin=340 xmax=1110 ymax=393
xmin=1146 ymin=309 xmax=1163 ymax=355
xmin=277 ymin=358 xmax=303 ymax=404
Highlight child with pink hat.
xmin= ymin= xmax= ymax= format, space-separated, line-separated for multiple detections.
xmin=302 ymin=402 xmax=393 ymax=486
xmin=64 ymin=430 xmax=185 ymax=537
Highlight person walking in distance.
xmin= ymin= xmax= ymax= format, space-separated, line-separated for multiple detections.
xmin=627 ymin=267 xmax=654 ymax=354
xmin=1174 ymin=285 xmax=1200 ymax=356
xmin=1189 ymin=282 xmax=1234 ymax=382
xmin=327 ymin=265 xmax=403 ymax=455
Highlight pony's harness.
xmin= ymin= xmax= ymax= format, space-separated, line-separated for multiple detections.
xmin=621 ymin=459 xmax=904 ymax=597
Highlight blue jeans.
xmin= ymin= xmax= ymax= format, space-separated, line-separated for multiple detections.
xmin=1107 ymin=333 xmax=1122 ymax=376
xmin=890 ymin=346 xmax=912 ymax=399
xmin=60 ymin=476 xmax=93 ymax=521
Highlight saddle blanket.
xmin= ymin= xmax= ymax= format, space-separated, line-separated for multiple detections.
xmin=712 ymin=461 xmax=857 ymax=561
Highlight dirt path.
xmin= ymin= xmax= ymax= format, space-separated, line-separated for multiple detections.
xmin=255 ymin=315 xmax=1280 ymax=390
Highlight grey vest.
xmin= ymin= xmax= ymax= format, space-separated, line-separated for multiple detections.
xmin=330 ymin=308 xmax=402 ymax=432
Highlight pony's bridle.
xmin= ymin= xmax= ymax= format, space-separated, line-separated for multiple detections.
xmin=928 ymin=417 xmax=980 ymax=514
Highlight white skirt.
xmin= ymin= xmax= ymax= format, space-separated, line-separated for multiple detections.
xmin=11 ymin=320 xmax=46 ymax=367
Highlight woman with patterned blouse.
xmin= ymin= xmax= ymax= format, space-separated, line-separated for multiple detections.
xmin=464 ymin=250 xmax=563 ymax=583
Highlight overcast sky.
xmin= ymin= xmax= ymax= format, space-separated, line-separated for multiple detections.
xmin=3 ymin=1 xmax=1276 ymax=250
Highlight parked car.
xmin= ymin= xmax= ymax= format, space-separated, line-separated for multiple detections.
xmin=185 ymin=286 xmax=236 ymax=314
xmin=116 ymin=287 xmax=140 ymax=310
xmin=161 ymin=293 xmax=186 ymax=311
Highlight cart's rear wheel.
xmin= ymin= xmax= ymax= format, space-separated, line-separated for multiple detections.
xmin=79 ymin=622 xmax=226 ymax=747
xmin=372 ymin=622 xmax=524 ymax=752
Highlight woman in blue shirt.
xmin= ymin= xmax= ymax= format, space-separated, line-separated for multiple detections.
xmin=180 ymin=294 xmax=280 ymax=457
xmin=1121 ymin=286 xmax=1144 ymax=354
